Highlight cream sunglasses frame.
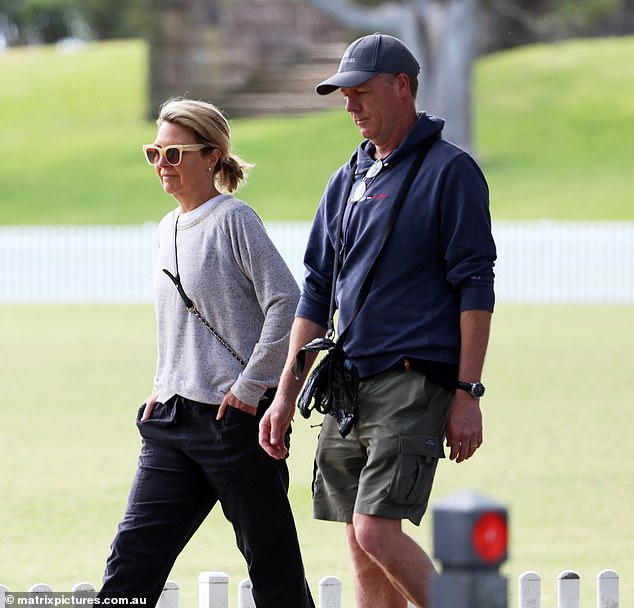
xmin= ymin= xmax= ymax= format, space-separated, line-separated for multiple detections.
xmin=143 ymin=143 xmax=209 ymax=166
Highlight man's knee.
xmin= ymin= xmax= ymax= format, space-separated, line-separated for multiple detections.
xmin=352 ymin=513 xmax=402 ymax=560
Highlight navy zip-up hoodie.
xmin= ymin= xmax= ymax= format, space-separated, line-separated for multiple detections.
xmin=297 ymin=113 xmax=496 ymax=380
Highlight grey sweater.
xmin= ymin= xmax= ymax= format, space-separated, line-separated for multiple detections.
xmin=153 ymin=194 xmax=300 ymax=407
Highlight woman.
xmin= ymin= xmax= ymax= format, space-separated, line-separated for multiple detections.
xmin=99 ymin=98 xmax=314 ymax=608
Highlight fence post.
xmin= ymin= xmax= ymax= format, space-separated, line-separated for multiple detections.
xmin=198 ymin=572 xmax=229 ymax=608
xmin=318 ymin=576 xmax=342 ymax=608
xmin=557 ymin=571 xmax=580 ymax=608
xmin=429 ymin=490 xmax=508 ymax=608
xmin=29 ymin=584 xmax=53 ymax=600
xmin=157 ymin=580 xmax=179 ymax=608
xmin=1 ymin=585 xmax=10 ymax=608
xmin=238 ymin=578 xmax=255 ymax=608
xmin=597 ymin=569 xmax=619 ymax=608
xmin=71 ymin=583 xmax=96 ymax=604
xmin=71 ymin=583 xmax=96 ymax=593
xmin=518 ymin=571 xmax=541 ymax=608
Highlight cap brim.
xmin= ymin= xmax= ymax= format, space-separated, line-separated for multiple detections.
xmin=315 ymin=70 xmax=377 ymax=95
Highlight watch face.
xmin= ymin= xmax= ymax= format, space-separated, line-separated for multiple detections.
xmin=457 ymin=381 xmax=485 ymax=398
xmin=473 ymin=383 xmax=485 ymax=397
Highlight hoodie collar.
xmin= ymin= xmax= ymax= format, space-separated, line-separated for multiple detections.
xmin=351 ymin=112 xmax=444 ymax=174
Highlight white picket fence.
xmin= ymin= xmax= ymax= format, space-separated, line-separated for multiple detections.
xmin=518 ymin=570 xmax=619 ymax=608
xmin=0 ymin=569 xmax=620 ymax=608
xmin=0 ymin=574 xmax=339 ymax=608
xmin=0 ymin=221 xmax=633 ymax=304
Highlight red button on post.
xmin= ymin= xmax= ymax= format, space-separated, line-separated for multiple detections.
xmin=472 ymin=511 xmax=507 ymax=564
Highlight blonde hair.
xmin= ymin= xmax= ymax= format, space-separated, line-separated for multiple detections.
xmin=157 ymin=98 xmax=253 ymax=193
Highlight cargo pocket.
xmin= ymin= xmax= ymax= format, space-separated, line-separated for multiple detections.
xmin=387 ymin=434 xmax=444 ymax=506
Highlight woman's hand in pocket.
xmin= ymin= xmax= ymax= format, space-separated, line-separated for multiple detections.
xmin=141 ymin=391 xmax=159 ymax=422
xmin=217 ymin=390 xmax=257 ymax=420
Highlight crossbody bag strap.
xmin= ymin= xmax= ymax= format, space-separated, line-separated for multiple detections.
xmin=162 ymin=214 xmax=247 ymax=367
xmin=337 ymin=133 xmax=439 ymax=343
xmin=325 ymin=155 xmax=358 ymax=340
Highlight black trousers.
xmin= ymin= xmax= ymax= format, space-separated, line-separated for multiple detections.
xmin=99 ymin=393 xmax=314 ymax=608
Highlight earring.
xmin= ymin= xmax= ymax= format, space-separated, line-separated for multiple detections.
xmin=207 ymin=167 xmax=212 ymax=172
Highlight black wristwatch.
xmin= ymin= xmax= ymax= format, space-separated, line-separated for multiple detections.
xmin=456 ymin=381 xmax=485 ymax=399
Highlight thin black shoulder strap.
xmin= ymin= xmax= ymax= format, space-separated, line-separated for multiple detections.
xmin=338 ymin=133 xmax=439 ymax=342
xmin=163 ymin=213 xmax=247 ymax=366
xmin=325 ymin=156 xmax=357 ymax=339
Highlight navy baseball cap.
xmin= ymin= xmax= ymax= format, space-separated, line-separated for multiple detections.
xmin=316 ymin=33 xmax=420 ymax=95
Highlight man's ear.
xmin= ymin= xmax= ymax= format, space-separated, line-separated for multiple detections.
xmin=395 ymin=73 xmax=412 ymax=98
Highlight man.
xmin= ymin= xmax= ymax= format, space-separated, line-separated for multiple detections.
xmin=260 ymin=33 xmax=496 ymax=608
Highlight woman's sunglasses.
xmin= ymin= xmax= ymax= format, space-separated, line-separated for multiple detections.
xmin=143 ymin=144 xmax=209 ymax=167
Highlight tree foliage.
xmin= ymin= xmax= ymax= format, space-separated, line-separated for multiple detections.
xmin=1 ymin=0 xmax=632 ymax=48
xmin=483 ymin=0 xmax=632 ymax=48
xmin=0 ymin=0 xmax=142 ymax=45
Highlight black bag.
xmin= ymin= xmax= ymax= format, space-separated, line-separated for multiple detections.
xmin=295 ymin=338 xmax=359 ymax=437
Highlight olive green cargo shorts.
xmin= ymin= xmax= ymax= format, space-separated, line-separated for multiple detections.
xmin=312 ymin=369 xmax=452 ymax=526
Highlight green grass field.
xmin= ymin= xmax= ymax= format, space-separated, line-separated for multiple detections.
xmin=1 ymin=33 xmax=633 ymax=607
xmin=0 ymin=37 xmax=633 ymax=224
xmin=1 ymin=304 xmax=632 ymax=606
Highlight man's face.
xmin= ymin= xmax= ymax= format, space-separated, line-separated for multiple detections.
xmin=340 ymin=74 xmax=400 ymax=146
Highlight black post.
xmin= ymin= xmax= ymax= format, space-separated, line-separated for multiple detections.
xmin=430 ymin=489 xmax=508 ymax=608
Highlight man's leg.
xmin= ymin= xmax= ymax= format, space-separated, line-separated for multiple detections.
xmin=348 ymin=514 xmax=436 ymax=608
xmin=341 ymin=371 xmax=451 ymax=607
xmin=346 ymin=522 xmax=407 ymax=608
xmin=313 ymin=372 xmax=450 ymax=607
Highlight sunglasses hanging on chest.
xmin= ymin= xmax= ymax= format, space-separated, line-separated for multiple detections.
xmin=350 ymin=159 xmax=384 ymax=203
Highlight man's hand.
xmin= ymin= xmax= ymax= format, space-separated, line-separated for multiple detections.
xmin=446 ymin=309 xmax=491 ymax=463
xmin=258 ymin=317 xmax=327 ymax=459
xmin=259 ymin=394 xmax=296 ymax=459
xmin=445 ymin=391 xmax=483 ymax=463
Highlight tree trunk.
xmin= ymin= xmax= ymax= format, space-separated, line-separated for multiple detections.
xmin=144 ymin=0 xmax=218 ymax=118
xmin=305 ymin=0 xmax=477 ymax=152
